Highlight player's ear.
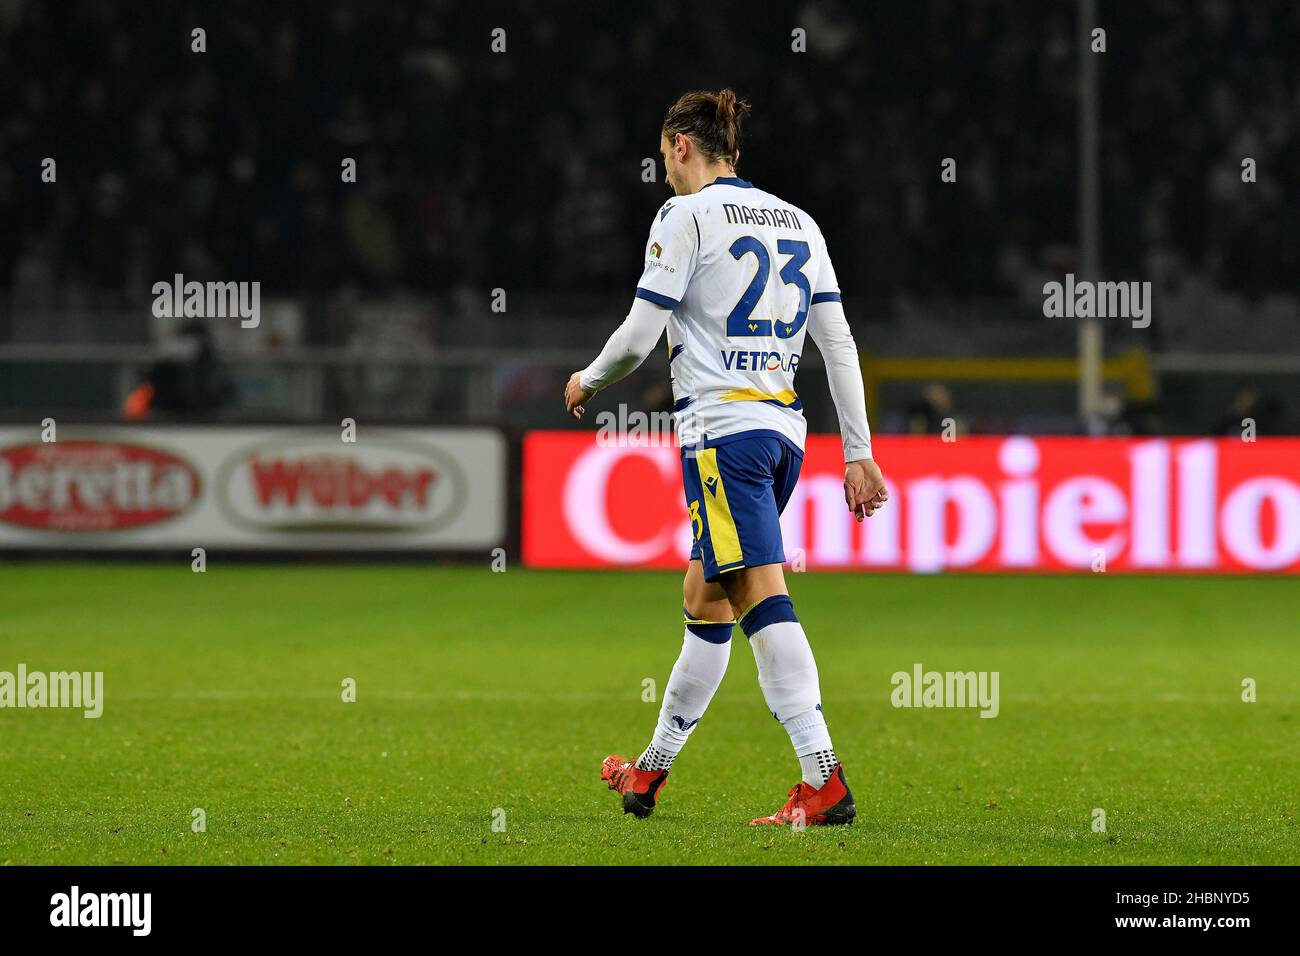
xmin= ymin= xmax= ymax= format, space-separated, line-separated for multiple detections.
xmin=674 ymin=132 xmax=690 ymax=161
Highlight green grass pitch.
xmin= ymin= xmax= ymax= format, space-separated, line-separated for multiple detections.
xmin=1 ymin=563 xmax=1296 ymax=865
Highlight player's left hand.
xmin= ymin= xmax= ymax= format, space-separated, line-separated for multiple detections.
xmin=844 ymin=458 xmax=888 ymax=522
xmin=564 ymin=371 xmax=596 ymax=420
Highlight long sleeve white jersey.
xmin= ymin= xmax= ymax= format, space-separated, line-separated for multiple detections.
xmin=581 ymin=176 xmax=872 ymax=461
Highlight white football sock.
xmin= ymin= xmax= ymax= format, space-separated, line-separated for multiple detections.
xmin=636 ymin=623 xmax=732 ymax=772
xmin=786 ymin=710 xmax=838 ymax=788
xmin=742 ymin=596 xmax=838 ymax=788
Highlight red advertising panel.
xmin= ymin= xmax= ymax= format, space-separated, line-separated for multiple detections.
xmin=523 ymin=432 xmax=1300 ymax=574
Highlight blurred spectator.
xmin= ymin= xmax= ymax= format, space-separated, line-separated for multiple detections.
xmin=124 ymin=320 xmax=236 ymax=418
xmin=1099 ymin=384 xmax=1161 ymax=437
xmin=906 ymin=383 xmax=959 ymax=435
xmin=641 ymin=381 xmax=674 ymax=418
xmin=1 ymin=1 xmax=1296 ymax=306
xmin=1211 ymin=385 xmax=1285 ymax=437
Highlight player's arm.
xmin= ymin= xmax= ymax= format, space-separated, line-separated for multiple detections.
xmin=564 ymin=297 xmax=671 ymax=418
xmin=565 ymin=201 xmax=699 ymax=419
xmin=807 ymin=243 xmax=888 ymax=520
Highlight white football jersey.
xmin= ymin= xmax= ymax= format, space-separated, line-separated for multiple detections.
xmin=634 ymin=176 xmax=841 ymax=451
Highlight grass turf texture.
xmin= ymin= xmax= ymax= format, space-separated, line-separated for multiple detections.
xmin=0 ymin=564 xmax=1296 ymax=865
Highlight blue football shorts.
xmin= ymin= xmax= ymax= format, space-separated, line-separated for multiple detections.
xmin=680 ymin=431 xmax=804 ymax=583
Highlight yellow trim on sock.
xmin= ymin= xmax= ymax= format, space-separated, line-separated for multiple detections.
xmin=736 ymin=597 xmax=767 ymax=624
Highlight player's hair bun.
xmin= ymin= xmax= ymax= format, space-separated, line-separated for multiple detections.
xmin=715 ymin=89 xmax=751 ymax=157
xmin=663 ymin=88 xmax=752 ymax=168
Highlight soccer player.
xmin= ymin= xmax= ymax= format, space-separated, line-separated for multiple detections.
xmin=564 ymin=89 xmax=888 ymax=826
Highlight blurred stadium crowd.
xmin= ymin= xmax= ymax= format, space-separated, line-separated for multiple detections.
xmin=0 ymin=0 xmax=1296 ymax=431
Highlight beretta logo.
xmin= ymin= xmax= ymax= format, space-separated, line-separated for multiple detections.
xmin=216 ymin=433 xmax=468 ymax=533
xmin=0 ymin=440 xmax=200 ymax=532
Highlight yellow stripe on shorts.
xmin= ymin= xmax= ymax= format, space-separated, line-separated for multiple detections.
xmin=696 ymin=448 xmax=743 ymax=568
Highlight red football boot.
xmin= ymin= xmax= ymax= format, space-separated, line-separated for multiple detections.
xmin=601 ymin=754 xmax=669 ymax=819
xmin=749 ymin=764 xmax=856 ymax=826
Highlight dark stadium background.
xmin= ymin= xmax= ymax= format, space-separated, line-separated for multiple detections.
xmin=1 ymin=0 xmax=1296 ymax=437
xmin=0 ymin=0 xmax=1297 ymax=878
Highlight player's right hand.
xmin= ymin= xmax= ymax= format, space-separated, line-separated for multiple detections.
xmin=844 ymin=459 xmax=888 ymax=521
xmin=564 ymin=371 xmax=596 ymax=420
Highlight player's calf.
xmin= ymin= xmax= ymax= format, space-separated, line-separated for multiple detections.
xmin=737 ymin=592 xmax=841 ymax=789
xmin=600 ymin=610 xmax=733 ymax=818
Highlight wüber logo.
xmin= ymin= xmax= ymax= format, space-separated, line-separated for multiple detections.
xmin=0 ymin=665 xmax=103 ymax=718
xmin=216 ymin=435 xmax=465 ymax=533
xmin=152 ymin=272 xmax=260 ymax=328
xmin=50 ymin=886 xmax=150 ymax=936
xmin=891 ymin=663 xmax=1000 ymax=718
